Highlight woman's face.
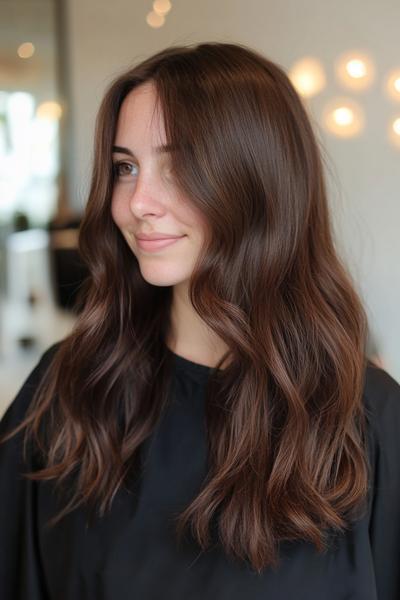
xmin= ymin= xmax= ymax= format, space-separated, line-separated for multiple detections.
xmin=111 ymin=81 xmax=206 ymax=288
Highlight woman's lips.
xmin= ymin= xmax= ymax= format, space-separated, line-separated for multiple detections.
xmin=136 ymin=236 xmax=185 ymax=252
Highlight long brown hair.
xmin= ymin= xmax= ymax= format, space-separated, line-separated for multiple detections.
xmin=0 ymin=42 xmax=371 ymax=573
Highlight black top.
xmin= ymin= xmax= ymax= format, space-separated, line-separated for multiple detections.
xmin=1 ymin=343 xmax=400 ymax=600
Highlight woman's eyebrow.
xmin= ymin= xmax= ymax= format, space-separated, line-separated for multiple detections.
xmin=112 ymin=145 xmax=134 ymax=156
xmin=112 ymin=144 xmax=175 ymax=155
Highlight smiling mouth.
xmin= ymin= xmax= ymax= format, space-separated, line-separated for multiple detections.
xmin=135 ymin=235 xmax=186 ymax=252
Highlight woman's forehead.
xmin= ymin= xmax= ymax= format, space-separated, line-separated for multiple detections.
xmin=115 ymin=84 xmax=166 ymax=148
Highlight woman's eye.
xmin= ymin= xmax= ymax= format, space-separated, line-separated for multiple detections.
xmin=113 ymin=161 xmax=138 ymax=178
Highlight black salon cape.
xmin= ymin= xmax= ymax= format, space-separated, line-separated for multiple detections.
xmin=1 ymin=343 xmax=400 ymax=600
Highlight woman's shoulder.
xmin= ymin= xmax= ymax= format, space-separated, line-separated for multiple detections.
xmin=363 ymin=360 xmax=400 ymax=426
xmin=0 ymin=341 xmax=62 ymax=430
xmin=362 ymin=360 xmax=400 ymax=457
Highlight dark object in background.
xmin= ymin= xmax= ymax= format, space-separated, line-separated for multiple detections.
xmin=17 ymin=336 xmax=36 ymax=349
xmin=13 ymin=211 xmax=30 ymax=232
xmin=47 ymin=218 xmax=88 ymax=314
xmin=16 ymin=291 xmax=41 ymax=349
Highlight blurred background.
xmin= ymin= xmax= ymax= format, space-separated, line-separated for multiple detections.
xmin=0 ymin=0 xmax=399 ymax=416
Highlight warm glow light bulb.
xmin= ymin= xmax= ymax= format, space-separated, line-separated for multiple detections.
xmin=333 ymin=107 xmax=354 ymax=126
xmin=297 ymin=73 xmax=314 ymax=94
xmin=153 ymin=0 xmax=172 ymax=15
xmin=146 ymin=11 xmax=165 ymax=27
xmin=384 ymin=70 xmax=400 ymax=102
xmin=346 ymin=59 xmax=367 ymax=79
xmin=289 ymin=57 xmax=326 ymax=98
xmin=335 ymin=51 xmax=374 ymax=90
xmin=322 ymin=98 xmax=364 ymax=138
xmin=388 ymin=116 xmax=400 ymax=148
xmin=17 ymin=42 xmax=35 ymax=59
xmin=36 ymin=101 xmax=62 ymax=120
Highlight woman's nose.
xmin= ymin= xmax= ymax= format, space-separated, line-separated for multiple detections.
xmin=127 ymin=174 xmax=167 ymax=218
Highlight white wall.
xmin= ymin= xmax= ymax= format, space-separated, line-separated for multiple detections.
xmin=64 ymin=0 xmax=400 ymax=380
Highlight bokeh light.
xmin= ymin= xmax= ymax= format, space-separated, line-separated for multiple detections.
xmin=322 ymin=97 xmax=365 ymax=137
xmin=146 ymin=11 xmax=165 ymax=28
xmin=153 ymin=0 xmax=172 ymax=15
xmin=335 ymin=51 xmax=375 ymax=91
xmin=388 ymin=116 xmax=400 ymax=148
xmin=289 ymin=57 xmax=326 ymax=98
xmin=17 ymin=42 xmax=35 ymax=59
xmin=36 ymin=101 xmax=62 ymax=121
xmin=384 ymin=69 xmax=400 ymax=102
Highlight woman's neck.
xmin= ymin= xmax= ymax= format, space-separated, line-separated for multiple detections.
xmin=166 ymin=283 xmax=231 ymax=370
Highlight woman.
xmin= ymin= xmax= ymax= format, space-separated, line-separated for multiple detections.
xmin=1 ymin=41 xmax=399 ymax=600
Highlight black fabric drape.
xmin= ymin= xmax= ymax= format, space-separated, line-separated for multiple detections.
xmin=1 ymin=344 xmax=400 ymax=599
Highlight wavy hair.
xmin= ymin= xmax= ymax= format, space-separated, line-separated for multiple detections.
xmin=0 ymin=41 xmax=371 ymax=573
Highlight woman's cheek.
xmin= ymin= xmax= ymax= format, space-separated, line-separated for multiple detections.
xmin=110 ymin=194 xmax=125 ymax=227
